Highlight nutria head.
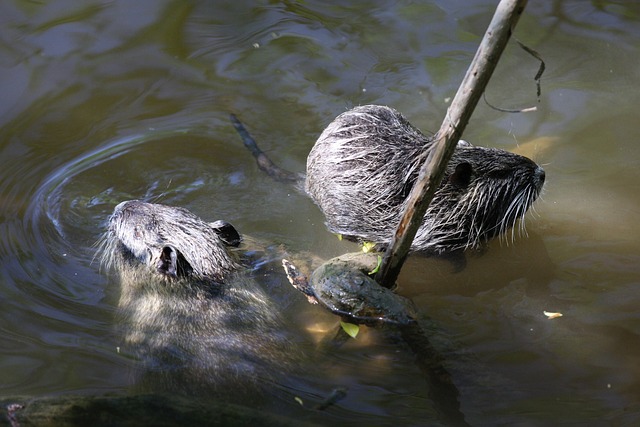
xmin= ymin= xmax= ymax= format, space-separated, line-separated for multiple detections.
xmin=98 ymin=201 xmax=295 ymax=396
xmin=101 ymin=200 xmax=240 ymax=283
xmin=306 ymin=105 xmax=545 ymax=253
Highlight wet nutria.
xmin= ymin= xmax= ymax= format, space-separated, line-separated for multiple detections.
xmin=99 ymin=200 xmax=293 ymax=396
xmin=305 ymin=105 xmax=546 ymax=254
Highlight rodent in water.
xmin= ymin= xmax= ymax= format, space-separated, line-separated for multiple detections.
xmin=99 ymin=200 xmax=294 ymax=395
xmin=305 ymin=105 xmax=546 ymax=254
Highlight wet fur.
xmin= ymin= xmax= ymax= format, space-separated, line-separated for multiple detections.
xmin=306 ymin=105 xmax=546 ymax=254
xmin=99 ymin=200 xmax=292 ymax=394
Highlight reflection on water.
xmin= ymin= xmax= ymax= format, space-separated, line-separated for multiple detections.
xmin=1 ymin=0 xmax=640 ymax=425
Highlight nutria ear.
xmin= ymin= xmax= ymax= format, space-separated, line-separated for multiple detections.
xmin=448 ymin=162 xmax=473 ymax=189
xmin=210 ymin=220 xmax=241 ymax=247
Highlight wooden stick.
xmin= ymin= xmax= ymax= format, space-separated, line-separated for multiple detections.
xmin=375 ymin=0 xmax=529 ymax=287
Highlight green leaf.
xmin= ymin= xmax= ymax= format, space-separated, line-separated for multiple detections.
xmin=368 ymin=255 xmax=382 ymax=275
xmin=361 ymin=241 xmax=376 ymax=253
xmin=340 ymin=321 xmax=359 ymax=338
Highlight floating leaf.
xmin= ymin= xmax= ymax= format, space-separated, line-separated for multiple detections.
xmin=543 ymin=311 xmax=563 ymax=319
xmin=336 ymin=234 xmax=343 ymax=241
xmin=294 ymin=396 xmax=304 ymax=406
xmin=340 ymin=321 xmax=360 ymax=338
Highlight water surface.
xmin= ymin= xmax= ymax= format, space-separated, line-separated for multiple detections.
xmin=1 ymin=1 xmax=639 ymax=425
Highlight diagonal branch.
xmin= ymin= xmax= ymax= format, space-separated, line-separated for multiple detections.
xmin=375 ymin=0 xmax=529 ymax=287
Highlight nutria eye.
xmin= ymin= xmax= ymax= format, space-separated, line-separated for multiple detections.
xmin=158 ymin=246 xmax=178 ymax=277
xmin=489 ymin=169 xmax=512 ymax=180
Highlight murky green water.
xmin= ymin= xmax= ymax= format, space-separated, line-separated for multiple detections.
xmin=1 ymin=0 xmax=639 ymax=425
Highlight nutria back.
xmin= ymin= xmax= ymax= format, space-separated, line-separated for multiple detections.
xmin=100 ymin=200 xmax=293 ymax=396
xmin=306 ymin=105 xmax=546 ymax=254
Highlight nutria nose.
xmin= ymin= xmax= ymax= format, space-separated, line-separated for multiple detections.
xmin=535 ymin=166 xmax=546 ymax=186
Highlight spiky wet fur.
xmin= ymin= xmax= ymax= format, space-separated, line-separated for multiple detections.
xmin=306 ymin=105 xmax=545 ymax=254
xmin=99 ymin=200 xmax=292 ymax=395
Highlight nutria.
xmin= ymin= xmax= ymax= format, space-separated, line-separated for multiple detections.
xmin=305 ymin=105 xmax=546 ymax=254
xmin=99 ymin=200 xmax=294 ymax=396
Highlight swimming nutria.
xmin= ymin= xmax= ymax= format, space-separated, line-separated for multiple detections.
xmin=306 ymin=105 xmax=546 ymax=254
xmin=99 ymin=200 xmax=293 ymax=396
